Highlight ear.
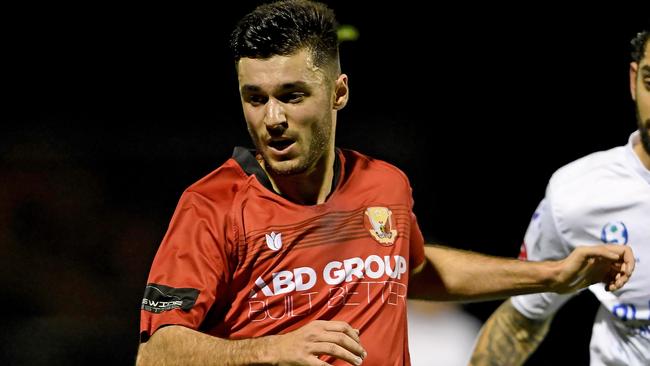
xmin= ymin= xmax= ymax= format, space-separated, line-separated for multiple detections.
xmin=332 ymin=73 xmax=349 ymax=110
xmin=630 ymin=62 xmax=638 ymax=101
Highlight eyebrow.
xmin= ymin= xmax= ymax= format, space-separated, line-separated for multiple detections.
xmin=241 ymin=81 xmax=311 ymax=94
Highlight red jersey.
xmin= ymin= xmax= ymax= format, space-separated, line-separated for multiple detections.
xmin=140 ymin=147 xmax=426 ymax=365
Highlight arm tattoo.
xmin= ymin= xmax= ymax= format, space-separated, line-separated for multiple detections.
xmin=469 ymin=299 xmax=552 ymax=366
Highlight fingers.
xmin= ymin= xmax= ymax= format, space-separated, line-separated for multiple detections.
xmin=553 ymin=244 xmax=634 ymax=293
xmin=606 ymin=263 xmax=633 ymax=292
xmin=597 ymin=244 xmax=635 ymax=272
xmin=580 ymin=245 xmax=635 ymax=271
xmin=579 ymin=245 xmax=622 ymax=261
xmin=292 ymin=321 xmax=365 ymax=365
xmin=606 ymin=274 xmax=627 ymax=292
xmin=604 ymin=268 xmax=624 ymax=292
xmin=323 ymin=321 xmax=362 ymax=344
xmin=311 ymin=341 xmax=364 ymax=366
xmin=603 ymin=245 xmax=635 ymax=292
xmin=586 ymin=245 xmax=634 ymax=292
xmin=621 ymin=245 xmax=635 ymax=276
xmin=319 ymin=321 xmax=366 ymax=364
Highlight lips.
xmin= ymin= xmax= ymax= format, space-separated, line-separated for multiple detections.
xmin=268 ymin=138 xmax=295 ymax=152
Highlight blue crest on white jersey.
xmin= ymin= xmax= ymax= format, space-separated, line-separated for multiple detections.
xmin=600 ymin=221 xmax=628 ymax=245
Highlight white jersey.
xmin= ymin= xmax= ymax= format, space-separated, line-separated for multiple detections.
xmin=511 ymin=131 xmax=650 ymax=366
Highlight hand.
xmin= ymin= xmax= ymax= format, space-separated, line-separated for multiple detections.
xmin=272 ymin=320 xmax=367 ymax=366
xmin=551 ymin=244 xmax=635 ymax=293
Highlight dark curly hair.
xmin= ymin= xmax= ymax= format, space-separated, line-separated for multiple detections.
xmin=230 ymin=0 xmax=339 ymax=74
xmin=631 ymin=30 xmax=649 ymax=63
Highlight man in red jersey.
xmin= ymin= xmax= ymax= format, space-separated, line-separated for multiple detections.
xmin=136 ymin=1 xmax=635 ymax=365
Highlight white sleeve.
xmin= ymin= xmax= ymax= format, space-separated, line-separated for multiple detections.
xmin=511 ymin=197 xmax=577 ymax=320
xmin=522 ymin=198 xmax=570 ymax=262
xmin=511 ymin=291 xmax=573 ymax=320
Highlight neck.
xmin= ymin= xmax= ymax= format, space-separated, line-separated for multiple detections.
xmin=633 ymin=142 xmax=650 ymax=171
xmin=263 ymin=147 xmax=336 ymax=205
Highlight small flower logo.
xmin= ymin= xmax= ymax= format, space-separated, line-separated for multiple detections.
xmin=265 ymin=231 xmax=282 ymax=251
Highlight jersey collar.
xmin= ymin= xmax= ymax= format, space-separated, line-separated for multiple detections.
xmin=232 ymin=147 xmax=342 ymax=199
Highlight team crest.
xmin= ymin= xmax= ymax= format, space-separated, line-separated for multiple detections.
xmin=364 ymin=206 xmax=398 ymax=245
xmin=600 ymin=221 xmax=628 ymax=245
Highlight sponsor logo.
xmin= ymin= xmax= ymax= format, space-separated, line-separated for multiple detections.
xmin=266 ymin=231 xmax=283 ymax=251
xmin=141 ymin=283 xmax=200 ymax=313
xmin=246 ymin=254 xmax=409 ymax=322
xmin=600 ymin=221 xmax=629 ymax=245
xmin=364 ymin=207 xmax=397 ymax=245
xmin=250 ymin=255 xmax=407 ymax=297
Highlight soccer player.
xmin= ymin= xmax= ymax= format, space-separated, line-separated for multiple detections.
xmin=136 ymin=1 xmax=635 ymax=365
xmin=469 ymin=29 xmax=650 ymax=366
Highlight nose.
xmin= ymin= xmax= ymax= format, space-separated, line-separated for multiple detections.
xmin=263 ymin=98 xmax=286 ymax=129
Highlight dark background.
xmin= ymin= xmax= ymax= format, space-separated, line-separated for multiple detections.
xmin=2 ymin=2 xmax=647 ymax=364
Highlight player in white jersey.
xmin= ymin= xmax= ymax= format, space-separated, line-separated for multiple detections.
xmin=470 ymin=29 xmax=650 ymax=366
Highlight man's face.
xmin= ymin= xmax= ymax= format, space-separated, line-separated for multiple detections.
xmin=632 ymin=40 xmax=650 ymax=155
xmin=237 ymin=49 xmax=342 ymax=176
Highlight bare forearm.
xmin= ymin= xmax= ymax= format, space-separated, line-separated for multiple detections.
xmin=469 ymin=299 xmax=551 ymax=366
xmin=136 ymin=325 xmax=276 ymax=366
xmin=409 ymin=245 xmax=560 ymax=301
xmin=409 ymin=243 xmax=632 ymax=301
xmin=137 ymin=320 xmax=367 ymax=366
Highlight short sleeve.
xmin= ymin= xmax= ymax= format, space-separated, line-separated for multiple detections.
xmin=139 ymin=191 xmax=234 ymax=341
xmin=512 ymin=196 xmax=576 ymax=320
xmin=520 ymin=198 xmax=571 ymax=262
